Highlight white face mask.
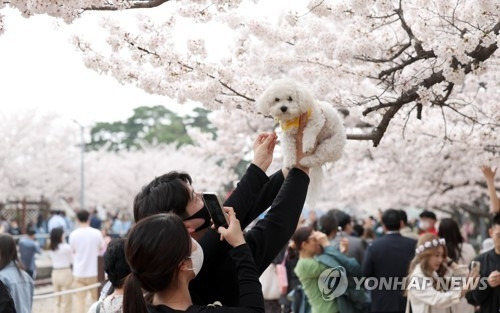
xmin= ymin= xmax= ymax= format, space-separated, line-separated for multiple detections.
xmin=420 ymin=220 xmax=429 ymax=230
xmin=187 ymin=238 xmax=204 ymax=276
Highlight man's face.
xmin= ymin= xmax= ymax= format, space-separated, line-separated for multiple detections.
xmin=183 ymin=183 xmax=207 ymax=233
xmin=489 ymin=224 xmax=500 ymax=252
xmin=420 ymin=218 xmax=435 ymax=230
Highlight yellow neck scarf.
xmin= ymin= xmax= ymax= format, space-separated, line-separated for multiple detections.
xmin=279 ymin=109 xmax=312 ymax=131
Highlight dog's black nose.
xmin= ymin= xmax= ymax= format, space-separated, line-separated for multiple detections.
xmin=280 ymin=106 xmax=288 ymax=113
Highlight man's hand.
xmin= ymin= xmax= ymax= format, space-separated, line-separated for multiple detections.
xmin=252 ymin=132 xmax=277 ymax=172
xmin=487 ymin=270 xmax=500 ymax=288
xmin=480 ymin=165 xmax=497 ymax=181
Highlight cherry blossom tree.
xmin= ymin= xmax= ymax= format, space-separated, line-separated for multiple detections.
xmin=0 ymin=110 xmax=237 ymax=211
xmin=2 ymin=0 xmax=499 ymax=216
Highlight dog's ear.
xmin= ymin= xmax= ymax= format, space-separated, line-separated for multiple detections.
xmin=256 ymin=90 xmax=270 ymax=115
xmin=295 ymin=82 xmax=315 ymax=111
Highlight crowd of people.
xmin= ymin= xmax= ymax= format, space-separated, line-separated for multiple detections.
xmin=0 ymin=117 xmax=498 ymax=313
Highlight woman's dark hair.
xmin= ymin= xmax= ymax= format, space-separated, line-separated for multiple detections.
xmin=133 ymin=171 xmax=193 ymax=222
xmin=123 ymin=213 xmax=191 ymax=313
xmin=50 ymin=228 xmax=64 ymax=251
xmin=0 ymin=234 xmax=23 ymax=271
xmin=104 ymin=238 xmax=131 ymax=289
xmin=289 ymin=226 xmax=314 ymax=259
xmin=438 ymin=218 xmax=463 ymax=262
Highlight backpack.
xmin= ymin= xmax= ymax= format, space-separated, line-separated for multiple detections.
xmin=315 ymin=246 xmax=369 ymax=313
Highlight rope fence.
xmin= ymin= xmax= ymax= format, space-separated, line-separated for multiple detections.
xmin=33 ymin=282 xmax=102 ymax=300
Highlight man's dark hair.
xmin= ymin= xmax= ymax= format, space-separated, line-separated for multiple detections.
xmin=76 ymin=210 xmax=90 ymax=223
xmin=133 ymin=171 xmax=193 ymax=222
xmin=353 ymin=224 xmax=364 ymax=237
xmin=382 ymin=209 xmax=401 ymax=231
xmin=104 ymin=238 xmax=131 ymax=288
xmin=399 ymin=209 xmax=409 ymax=226
xmin=334 ymin=211 xmax=351 ymax=231
xmin=26 ymin=228 xmax=36 ymax=237
xmin=419 ymin=210 xmax=437 ymax=220
xmin=492 ymin=213 xmax=500 ymax=228
xmin=318 ymin=210 xmax=338 ymax=236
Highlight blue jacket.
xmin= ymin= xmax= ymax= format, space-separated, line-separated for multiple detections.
xmin=316 ymin=245 xmax=368 ymax=313
xmin=0 ymin=262 xmax=34 ymax=313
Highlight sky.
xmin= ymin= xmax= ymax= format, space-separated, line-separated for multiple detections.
xmin=0 ymin=8 xmax=190 ymax=127
xmin=0 ymin=1 xmax=297 ymax=127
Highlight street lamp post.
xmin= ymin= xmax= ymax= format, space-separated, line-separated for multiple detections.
xmin=73 ymin=120 xmax=85 ymax=210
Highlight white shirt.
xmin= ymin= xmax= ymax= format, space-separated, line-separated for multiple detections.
xmin=407 ymin=264 xmax=461 ymax=313
xmin=69 ymin=226 xmax=104 ymax=277
xmin=48 ymin=215 xmax=67 ymax=232
xmin=49 ymin=243 xmax=73 ymax=269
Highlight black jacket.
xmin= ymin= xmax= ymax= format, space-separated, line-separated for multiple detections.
xmin=362 ymin=233 xmax=417 ymax=313
xmin=190 ymin=164 xmax=309 ymax=306
xmin=465 ymin=249 xmax=500 ymax=313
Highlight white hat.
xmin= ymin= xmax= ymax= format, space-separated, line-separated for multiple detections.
xmin=480 ymin=238 xmax=494 ymax=254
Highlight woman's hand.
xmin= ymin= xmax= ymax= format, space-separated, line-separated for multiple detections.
xmin=252 ymin=132 xmax=277 ymax=172
xmin=313 ymin=231 xmax=330 ymax=248
xmin=339 ymin=238 xmax=349 ymax=254
xmin=480 ymin=165 xmax=497 ymax=181
xmin=217 ymin=207 xmax=246 ymax=248
xmin=295 ymin=113 xmax=311 ymax=174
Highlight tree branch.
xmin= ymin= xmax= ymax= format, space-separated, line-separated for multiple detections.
xmin=88 ymin=0 xmax=171 ymax=10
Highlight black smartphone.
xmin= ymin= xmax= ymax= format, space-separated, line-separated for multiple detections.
xmin=202 ymin=192 xmax=229 ymax=229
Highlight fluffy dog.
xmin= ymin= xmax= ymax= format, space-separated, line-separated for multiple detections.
xmin=256 ymin=78 xmax=346 ymax=206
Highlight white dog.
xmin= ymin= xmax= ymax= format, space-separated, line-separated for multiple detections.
xmin=256 ymin=78 xmax=346 ymax=206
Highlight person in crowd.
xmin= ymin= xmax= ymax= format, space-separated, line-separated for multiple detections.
xmin=123 ymin=211 xmax=264 ymax=313
xmin=69 ymin=210 xmax=104 ymax=313
xmin=133 ymin=116 xmax=311 ymax=306
xmin=438 ymin=218 xmax=476 ymax=265
xmin=7 ymin=220 xmax=21 ymax=236
xmin=465 ymin=213 xmax=500 ymax=313
xmin=89 ymin=209 xmax=102 ymax=230
xmin=49 ymin=227 xmax=73 ymax=313
xmin=398 ymin=209 xmax=419 ymax=240
xmin=360 ymin=226 xmax=375 ymax=248
xmin=418 ymin=210 xmax=438 ymax=235
xmin=48 ymin=210 xmax=68 ymax=233
xmin=0 ymin=234 xmax=34 ymax=313
xmin=480 ymin=165 xmax=499 ymax=214
xmin=0 ymin=216 xmax=9 ymax=233
xmin=353 ymin=223 xmax=365 ymax=238
xmin=330 ymin=210 xmax=365 ymax=265
xmin=88 ymin=238 xmax=130 ymax=313
xmin=438 ymin=218 xmax=476 ymax=313
xmin=100 ymin=227 xmax=113 ymax=255
xmin=292 ymin=224 xmax=362 ymax=313
xmin=362 ymin=209 xmax=417 ymax=313
xmin=18 ymin=228 xmax=42 ymax=278
xmin=406 ymin=233 xmax=476 ymax=313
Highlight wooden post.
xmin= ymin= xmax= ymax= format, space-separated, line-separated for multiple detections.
xmin=97 ymin=255 xmax=105 ymax=295
xmin=21 ymin=198 xmax=27 ymax=233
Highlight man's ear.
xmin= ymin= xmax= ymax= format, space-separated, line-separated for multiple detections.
xmin=489 ymin=227 xmax=494 ymax=239
xmin=183 ymin=221 xmax=196 ymax=235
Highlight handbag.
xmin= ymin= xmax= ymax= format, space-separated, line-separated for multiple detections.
xmin=259 ymin=263 xmax=281 ymax=300
xmin=276 ymin=250 xmax=289 ymax=295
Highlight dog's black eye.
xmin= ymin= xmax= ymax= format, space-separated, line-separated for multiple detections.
xmin=275 ymin=98 xmax=280 ymax=102
xmin=288 ymin=96 xmax=293 ymax=101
